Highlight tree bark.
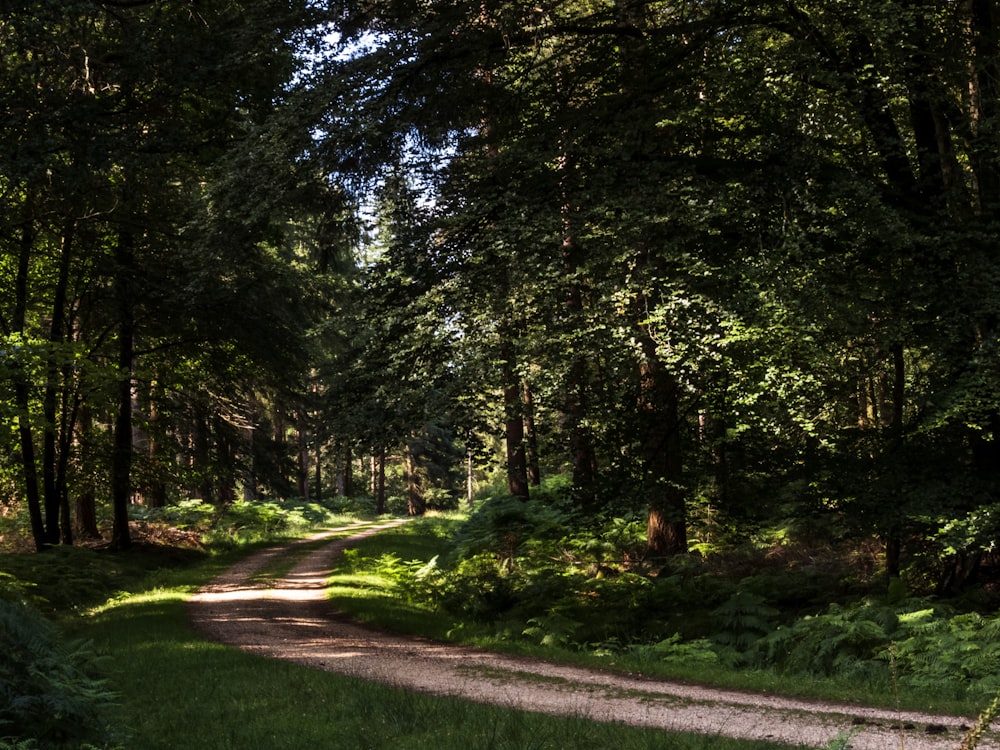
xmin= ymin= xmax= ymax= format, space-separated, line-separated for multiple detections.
xmin=315 ymin=441 xmax=323 ymax=501
xmin=374 ymin=449 xmax=386 ymax=515
xmin=296 ymin=412 xmax=309 ymax=501
xmin=467 ymin=444 xmax=475 ymax=506
xmin=342 ymin=446 xmax=353 ymax=497
xmin=639 ymin=335 xmax=687 ymax=558
xmin=10 ymin=199 xmax=47 ymax=551
xmin=146 ymin=380 xmax=167 ymax=508
xmin=111 ymin=229 xmax=135 ymax=551
xmin=523 ymin=380 xmax=541 ymax=487
xmin=405 ymin=441 xmax=425 ymax=516
xmin=559 ymin=147 xmax=597 ymax=505
xmin=74 ymin=403 xmax=100 ymax=540
xmin=502 ymin=340 xmax=529 ymax=499
xmin=882 ymin=343 xmax=906 ymax=581
xmin=41 ymin=220 xmax=75 ymax=545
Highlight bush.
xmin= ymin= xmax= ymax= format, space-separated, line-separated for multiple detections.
xmin=0 ymin=599 xmax=116 ymax=748
xmin=890 ymin=607 xmax=1000 ymax=700
xmin=754 ymin=600 xmax=896 ymax=678
xmin=155 ymin=497 xmax=366 ymax=548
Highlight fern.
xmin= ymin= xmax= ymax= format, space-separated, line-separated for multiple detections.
xmin=710 ymin=590 xmax=778 ymax=650
xmin=0 ymin=600 xmax=116 ymax=747
xmin=628 ymin=634 xmax=720 ymax=666
xmin=754 ymin=601 xmax=894 ymax=677
xmin=891 ymin=610 xmax=1000 ymax=697
xmin=0 ymin=740 xmax=37 ymax=750
xmin=522 ymin=611 xmax=583 ymax=648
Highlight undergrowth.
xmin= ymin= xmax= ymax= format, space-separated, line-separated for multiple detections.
xmin=129 ymin=496 xmax=368 ymax=548
xmin=0 ymin=590 xmax=118 ymax=749
xmin=332 ymin=489 xmax=1000 ymax=717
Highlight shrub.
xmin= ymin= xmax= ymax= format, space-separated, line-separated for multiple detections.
xmin=0 ymin=599 xmax=116 ymax=748
xmin=891 ymin=608 xmax=1000 ymax=700
xmin=754 ymin=600 xmax=896 ymax=678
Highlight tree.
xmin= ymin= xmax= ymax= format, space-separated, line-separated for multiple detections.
xmin=0 ymin=0 xmax=331 ymax=550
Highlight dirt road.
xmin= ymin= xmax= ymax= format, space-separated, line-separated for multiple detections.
xmin=188 ymin=521 xmax=995 ymax=750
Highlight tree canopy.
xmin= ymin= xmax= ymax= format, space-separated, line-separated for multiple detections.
xmin=2 ymin=0 xmax=1000 ymax=594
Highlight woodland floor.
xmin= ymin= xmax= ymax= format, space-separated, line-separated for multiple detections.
xmin=187 ymin=521 xmax=998 ymax=750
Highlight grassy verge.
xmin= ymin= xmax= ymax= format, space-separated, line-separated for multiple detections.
xmin=325 ymin=513 xmax=981 ymax=719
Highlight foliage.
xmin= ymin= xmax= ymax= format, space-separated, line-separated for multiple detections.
xmin=755 ymin=601 xmax=896 ymax=681
xmin=130 ymin=497 xmax=363 ymax=548
xmin=0 ymin=547 xmax=142 ymax=616
xmin=0 ymin=600 xmax=116 ymax=748
xmin=336 ymin=503 xmax=1000 ymax=710
xmin=889 ymin=609 xmax=1000 ymax=700
xmin=960 ymin=692 xmax=1000 ymax=750
xmin=626 ymin=634 xmax=721 ymax=668
xmin=709 ymin=591 xmax=780 ymax=652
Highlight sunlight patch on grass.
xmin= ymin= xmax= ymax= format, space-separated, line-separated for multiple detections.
xmin=328 ymin=571 xmax=392 ymax=590
xmin=88 ymin=588 xmax=191 ymax=615
xmin=326 ymin=583 xmax=390 ymax=601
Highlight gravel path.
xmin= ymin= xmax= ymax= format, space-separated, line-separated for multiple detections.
xmin=188 ymin=521 xmax=997 ymax=750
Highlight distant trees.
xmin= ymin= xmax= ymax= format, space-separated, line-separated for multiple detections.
xmin=317 ymin=0 xmax=1000 ymax=580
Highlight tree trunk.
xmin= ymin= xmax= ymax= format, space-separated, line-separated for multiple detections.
xmin=14 ymin=377 xmax=46 ymax=551
xmin=502 ymin=340 xmax=529 ymax=499
xmin=523 ymin=380 xmax=541 ymax=487
xmin=640 ymin=334 xmax=687 ymax=558
xmin=146 ymin=380 xmax=167 ymax=508
xmin=342 ymin=447 xmax=353 ymax=497
xmin=56 ymin=387 xmax=79 ymax=546
xmin=74 ymin=404 xmax=100 ymax=540
xmin=374 ymin=449 xmax=386 ymax=515
xmin=559 ymin=147 xmax=597 ymax=505
xmin=405 ymin=442 xmax=425 ymax=516
xmin=882 ymin=343 xmax=906 ymax=580
xmin=296 ymin=413 xmax=309 ymax=501
xmin=968 ymin=0 xmax=1000 ymax=472
xmin=242 ymin=424 xmax=257 ymax=502
xmin=41 ymin=220 xmax=75 ymax=545
xmin=10 ymin=199 xmax=47 ymax=551
xmin=315 ymin=440 xmax=323 ymax=502
xmin=192 ymin=405 xmax=214 ymax=503
xmin=467 ymin=445 xmax=475 ymax=506
xmin=971 ymin=0 xmax=1000 ymax=210
xmin=110 ymin=229 xmax=135 ymax=552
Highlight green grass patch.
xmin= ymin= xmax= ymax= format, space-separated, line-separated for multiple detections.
xmin=326 ymin=513 xmax=465 ymax=637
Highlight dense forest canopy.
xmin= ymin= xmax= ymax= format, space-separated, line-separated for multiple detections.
xmin=2 ymin=0 xmax=1000 ymax=591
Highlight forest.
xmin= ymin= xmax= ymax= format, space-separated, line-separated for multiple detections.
xmin=4 ymin=0 xmax=1000 ymax=746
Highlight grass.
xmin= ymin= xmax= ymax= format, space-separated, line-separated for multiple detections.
xmin=325 ymin=515 xmax=463 ymax=637
xmin=0 ymin=514 xmax=803 ymax=750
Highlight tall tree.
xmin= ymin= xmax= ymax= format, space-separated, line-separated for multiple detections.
xmin=1 ymin=0 xmax=328 ymax=550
